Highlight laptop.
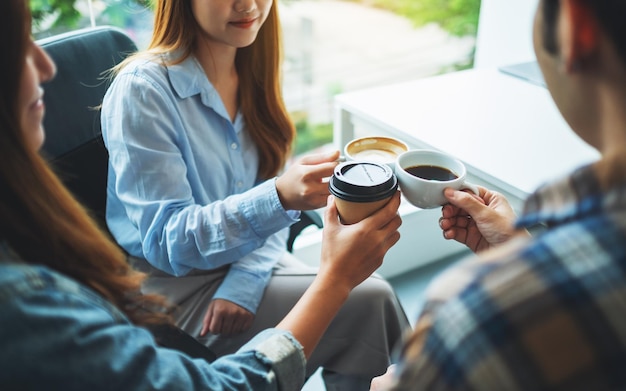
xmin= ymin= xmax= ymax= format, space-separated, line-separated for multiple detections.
xmin=499 ymin=61 xmax=546 ymax=87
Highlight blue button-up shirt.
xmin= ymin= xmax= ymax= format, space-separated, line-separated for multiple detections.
xmin=101 ymin=53 xmax=299 ymax=313
xmin=0 ymin=260 xmax=306 ymax=390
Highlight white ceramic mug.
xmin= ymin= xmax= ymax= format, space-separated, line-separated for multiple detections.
xmin=344 ymin=136 xmax=408 ymax=171
xmin=395 ymin=149 xmax=478 ymax=209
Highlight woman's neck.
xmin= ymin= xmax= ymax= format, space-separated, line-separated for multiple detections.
xmin=193 ymin=35 xmax=239 ymax=121
xmin=194 ymin=36 xmax=237 ymax=85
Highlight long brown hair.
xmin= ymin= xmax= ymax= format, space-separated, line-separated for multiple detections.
xmin=0 ymin=0 xmax=171 ymax=326
xmin=236 ymin=3 xmax=294 ymax=179
xmin=119 ymin=0 xmax=294 ymax=179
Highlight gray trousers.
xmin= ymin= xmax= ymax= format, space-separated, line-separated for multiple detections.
xmin=133 ymin=254 xmax=410 ymax=390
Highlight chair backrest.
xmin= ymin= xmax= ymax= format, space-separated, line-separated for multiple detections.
xmin=39 ymin=26 xmax=137 ymax=231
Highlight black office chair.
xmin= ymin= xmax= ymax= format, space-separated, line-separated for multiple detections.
xmin=38 ymin=26 xmax=321 ymax=361
xmin=287 ymin=208 xmax=323 ymax=252
xmin=39 ymin=26 xmax=127 ymax=234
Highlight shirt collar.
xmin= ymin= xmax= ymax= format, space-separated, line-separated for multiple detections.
xmin=166 ymin=52 xmax=202 ymax=98
xmin=166 ymin=52 xmax=240 ymax=124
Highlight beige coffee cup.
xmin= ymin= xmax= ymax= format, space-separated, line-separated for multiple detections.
xmin=395 ymin=149 xmax=478 ymax=209
xmin=344 ymin=136 xmax=409 ymax=171
xmin=329 ymin=161 xmax=398 ymax=225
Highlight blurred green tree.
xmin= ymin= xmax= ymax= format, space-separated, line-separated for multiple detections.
xmin=30 ymin=0 xmax=151 ymax=30
xmin=30 ymin=0 xmax=80 ymax=29
xmin=358 ymin=0 xmax=481 ymax=37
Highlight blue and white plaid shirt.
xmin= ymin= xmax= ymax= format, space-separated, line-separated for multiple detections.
xmin=392 ymin=163 xmax=626 ymax=390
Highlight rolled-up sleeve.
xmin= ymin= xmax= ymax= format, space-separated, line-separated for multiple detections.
xmin=238 ymin=329 xmax=307 ymax=390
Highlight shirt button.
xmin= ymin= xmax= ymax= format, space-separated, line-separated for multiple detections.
xmin=231 ymin=142 xmax=238 ymax=150
xmin=237 ymin=181 xmax=243 ymax=187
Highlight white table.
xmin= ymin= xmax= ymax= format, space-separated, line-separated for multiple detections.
xmin=334 ymin=67 xmax=599 ymax=208
xmin=331 ymin=68 xmax=600 ymax=277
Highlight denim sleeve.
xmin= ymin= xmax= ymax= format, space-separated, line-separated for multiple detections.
xmin=0 ymin=267 xmax=306 ymax=391
xmin=238 ymin=329 xmax=307 ymax=391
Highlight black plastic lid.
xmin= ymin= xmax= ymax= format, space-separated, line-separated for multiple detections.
xmin=329 ymin=162 xmax=398 ymax=202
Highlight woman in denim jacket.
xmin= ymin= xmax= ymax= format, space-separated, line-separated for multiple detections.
xmin=0 ymin=1 xmax=402 ymax=389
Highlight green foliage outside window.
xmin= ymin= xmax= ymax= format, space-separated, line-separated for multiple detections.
xmin=292 ymin=114 xmax=334 ymax=157
xmin=358 ymin=0 xmax=481 ymax=37
xmin=31 ymin=0 xmax=481 ymax=41
xmin=30 ymin=0 xmax=80 ymax=30
xmin=30 ymin=0 xmax=150 ymax=32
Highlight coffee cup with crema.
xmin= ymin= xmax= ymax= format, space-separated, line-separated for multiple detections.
xmin=395 ymin=149 xmax=478 ymax=209
xmin=344 ymin=136 xmax=409 ymax=171
xmin=329 ymin=161 xmax=398 ymax=225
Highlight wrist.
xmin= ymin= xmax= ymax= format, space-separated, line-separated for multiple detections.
xmin=274 ymin=176 xmax=290 ymax=210
xmin=309 ymin=272 xmax=352 ymax=303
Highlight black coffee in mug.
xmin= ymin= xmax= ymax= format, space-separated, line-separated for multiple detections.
xmin=404 ymin=165 xmax=458 ymax=181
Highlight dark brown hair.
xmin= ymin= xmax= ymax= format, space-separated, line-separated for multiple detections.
xmin=0 ymin=0 xmax=171 ymax=326
xmin=541 ymin=0 xmax=626 ymax=65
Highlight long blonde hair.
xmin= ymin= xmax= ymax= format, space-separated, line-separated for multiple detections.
xmin=0 ymin=0 xmax=171 ymax=326
xmin=120 ymin=0 xmax=295 ymax=179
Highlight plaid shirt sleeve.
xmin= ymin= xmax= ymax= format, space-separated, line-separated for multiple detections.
xmin=391 ymin=223 xmax=626 ymax=391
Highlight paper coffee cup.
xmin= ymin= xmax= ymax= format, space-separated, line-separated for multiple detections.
xmin=329 ymin=161 xmax=398 ymax=225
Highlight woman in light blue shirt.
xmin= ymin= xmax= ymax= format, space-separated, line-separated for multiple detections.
xmin=101 ymin=0 xmax=409 ymax=388
xmin=0 ymin=1 xmax=403 ymax=388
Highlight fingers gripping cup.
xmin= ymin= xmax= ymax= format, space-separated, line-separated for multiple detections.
xmin=395 ymin=149 xmax=479 ymax=209
xmin=329 ymin=162 xmax=398 ymax=225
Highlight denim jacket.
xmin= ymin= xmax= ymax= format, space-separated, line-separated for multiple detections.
xmin=0 ymin=259 xmax=306 ymax=390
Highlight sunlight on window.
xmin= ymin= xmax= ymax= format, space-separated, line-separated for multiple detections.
xmin=86 ymin=0 xmax=96 ymax=28
xmin=32 ymin=0 xmax=479 ymax=157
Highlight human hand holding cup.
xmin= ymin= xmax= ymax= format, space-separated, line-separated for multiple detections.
xmin=395 ymin=149 xmax=478 ymax=209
